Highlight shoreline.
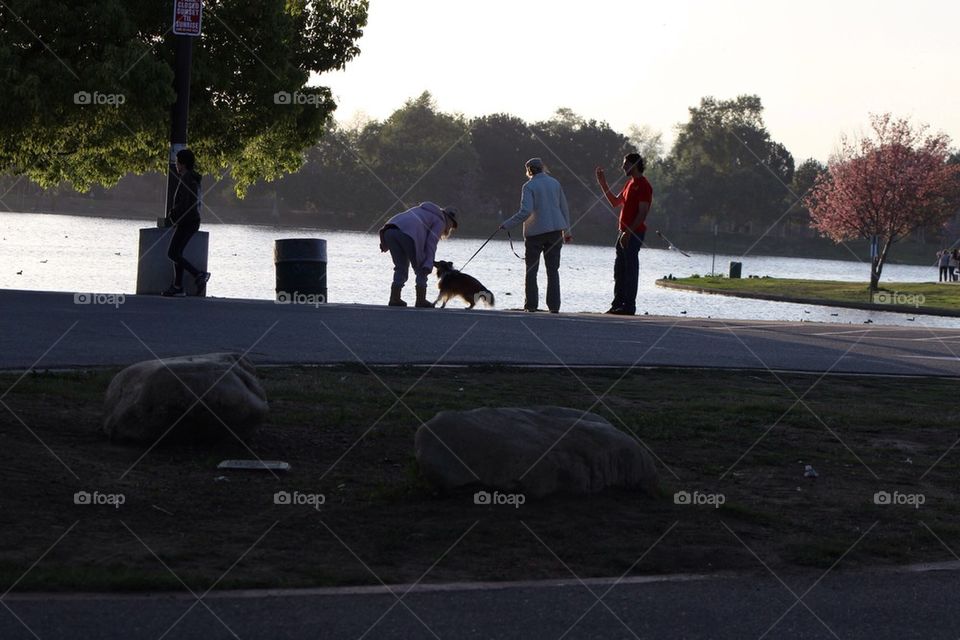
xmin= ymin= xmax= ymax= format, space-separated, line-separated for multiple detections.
xmin=656 ymin=280 xmax=960 ymax=318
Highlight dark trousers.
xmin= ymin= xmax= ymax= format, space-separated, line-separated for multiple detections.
xmin=168 ymin=218 xmax=201 ymax=287
xmin=383 ymin=227 xmax=426 ymax=288
xmin=940 ymin=266 xmax=949 ymax=282
xmin=611 ymin=232 xmax=644 ymax=312
xmin=524 ymin=230 xmax=563 ymax=312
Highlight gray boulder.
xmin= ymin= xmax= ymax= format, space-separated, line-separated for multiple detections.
xmin=103 ymin=352 xmax=268 ymax=444
xmin=415 ymin=406 xmax=658 ymax=498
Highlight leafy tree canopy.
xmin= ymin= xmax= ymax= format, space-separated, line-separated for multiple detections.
xmin=358 ymin=92 xmax=476 ymax=212
xmin=666 ymin=95 xmax=794 ymax=231
xmin=0 ymin=0 xmax=368 ymax=195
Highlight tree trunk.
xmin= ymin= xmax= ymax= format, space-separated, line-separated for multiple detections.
xmin=870 ymin=239 xmax=893 ymax=292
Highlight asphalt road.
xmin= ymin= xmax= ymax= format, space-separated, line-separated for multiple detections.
xmin=3 ymin=567 xmax=959 ymax=639
xmin=2 ymin=289 xmax=959 ymax=375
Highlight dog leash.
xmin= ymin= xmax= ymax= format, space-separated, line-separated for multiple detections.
xmin=459 ymin=228 xmax=500 ymax=272
xmin=458 ymin=227 xmax=526 ymax=273
xmin=505 ymin=229 xmax=524 ymax=261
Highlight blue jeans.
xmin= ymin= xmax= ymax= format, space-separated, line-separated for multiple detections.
xmin=383 ymin=227 xmax=427 ymax=288
xmin=611 ymin=231 xmax=644 ymax=312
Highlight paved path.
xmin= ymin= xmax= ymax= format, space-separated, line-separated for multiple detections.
xmin=3 ymin=289 xmax=960 ymax=639
xmin=3 ymin=566 xmax=959 ymax=639
xmin=2 ymin=289 xmax=960 ymax=375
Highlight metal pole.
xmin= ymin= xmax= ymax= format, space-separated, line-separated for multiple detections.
xmin=161 ymin=34 xmax=193 ymax=227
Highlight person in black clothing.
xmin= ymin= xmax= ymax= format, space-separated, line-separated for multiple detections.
xmin=162 ymin=148 xmax=210 ymax=296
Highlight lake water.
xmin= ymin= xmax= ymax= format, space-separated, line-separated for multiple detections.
xmin=0 ymin=212 xmax=954 ymax=328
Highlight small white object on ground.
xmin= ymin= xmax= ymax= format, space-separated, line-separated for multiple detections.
xmin=217 ymin=460 xmax=290 ymax=472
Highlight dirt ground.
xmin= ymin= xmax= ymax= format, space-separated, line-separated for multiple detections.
xmin=0 ymin=365 xmax=958 ymax=591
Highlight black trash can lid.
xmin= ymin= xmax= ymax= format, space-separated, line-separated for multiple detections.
xmin=275 ymin=238 xmax=327 ymax=263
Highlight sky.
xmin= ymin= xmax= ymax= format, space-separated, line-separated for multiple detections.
xmin=321 ymin=0 xmax=960 ymax=163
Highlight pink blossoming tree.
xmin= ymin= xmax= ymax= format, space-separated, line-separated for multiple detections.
xmin=805 ymin=114 xmax=960 ymax=291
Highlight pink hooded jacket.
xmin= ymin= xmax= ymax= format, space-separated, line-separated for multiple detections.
xmin=383 ymin=202 xmax=448 ymax=272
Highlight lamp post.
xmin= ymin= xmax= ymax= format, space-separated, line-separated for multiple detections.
xmin=160 ymin=0 xmax=203 ymax=227
xmin=138 ymin=1 xmax=208 ymax=296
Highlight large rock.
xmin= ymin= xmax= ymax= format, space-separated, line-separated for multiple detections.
xmin=415 ymin=407 xmax=658 ymax=498
xmin=103 ymin=353 xmax=268 ymax=444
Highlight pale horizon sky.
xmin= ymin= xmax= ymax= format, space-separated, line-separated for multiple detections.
xmin=321 ymin=0 xmax=960 ymax=164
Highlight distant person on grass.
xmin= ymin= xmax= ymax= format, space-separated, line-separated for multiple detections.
xmin=162 ymin=148 xmax=210 ymax=297
xmin=937 ymin=250 xmax=951 ymax=282
xmin=379 ymin=202 xmax=458 ymax=307
xmin=499 ymin=158 xmax=572 ymax=313
xmin=595 ymin=153 xmax=652 ymax=315
xmin=951 ymin=249 xmax=959 ymax=282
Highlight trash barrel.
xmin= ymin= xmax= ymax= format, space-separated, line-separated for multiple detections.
xmin=729 ymin=261 xmax=742 ymax=279
xmin=274 ymin=239 xmax=327 ymax=303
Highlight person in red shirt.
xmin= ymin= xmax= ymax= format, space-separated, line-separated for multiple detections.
xmin=595 ymin=153 xmax=652 ymax=315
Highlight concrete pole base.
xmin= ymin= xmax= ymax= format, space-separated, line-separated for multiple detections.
xmin=136 ymin=227 xmax=210 ymax=296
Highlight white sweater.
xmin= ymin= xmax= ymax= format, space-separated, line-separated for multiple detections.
xmin=502 ymin=173 xmax=571 ymax=237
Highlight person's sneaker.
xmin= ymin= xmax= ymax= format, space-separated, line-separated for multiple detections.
xmin=195 ymin=271 xmax=211 ymax=296
xmin=161 ymin=285 xmax=185 ymax=297
xmin=609 ymin=307 xmax=635 ymax=316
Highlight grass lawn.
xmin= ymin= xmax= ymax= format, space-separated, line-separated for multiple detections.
xmin=659 ymin=277 xmax=960 ymax=314
xmin=0 ymin=365 xmax=958 ymax=592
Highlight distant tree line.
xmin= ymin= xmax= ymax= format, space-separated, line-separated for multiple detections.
xmin=248 ymin=92 xmax=832 ymax=244
xmin=5 ymin=90 xmax=958 ymax=259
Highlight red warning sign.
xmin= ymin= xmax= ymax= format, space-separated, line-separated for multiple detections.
xmin=173 ymin=0 xmax=202 ymax=36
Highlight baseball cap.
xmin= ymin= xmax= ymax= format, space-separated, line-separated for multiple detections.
xmin=525 ymin=157 xmax=544 ymax=171
xmin=442 ymin=207 xmax=459 ymax=227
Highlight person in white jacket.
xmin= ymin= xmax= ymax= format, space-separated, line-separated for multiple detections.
xmin=500 ymin=158 xmax=572 ymax=313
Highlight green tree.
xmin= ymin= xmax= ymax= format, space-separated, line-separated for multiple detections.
xmin=354 ymin=92 xmax=481 ymax=229
xmin=469 ymin=113 xmax=535 ymax=220
xmin=666 ymin=95 xmax=795 ymax=234
xmin=0 ymin=0 xmax=368 ymax=195
xmin=257 ymin=123 xmax=372 ymax=220
xmin=782 ymin=158 xmax=827 ymax=237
